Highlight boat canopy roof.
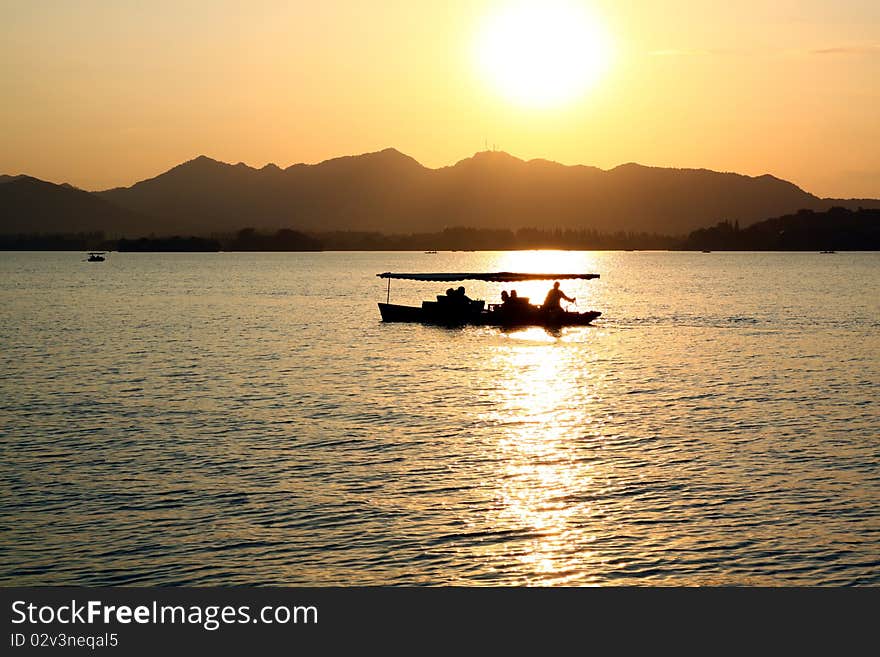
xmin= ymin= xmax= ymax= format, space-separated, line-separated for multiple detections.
xmin=377 ymin=272 xmax=599 ymax=282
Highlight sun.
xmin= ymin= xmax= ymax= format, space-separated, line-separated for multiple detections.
xmin=475 ymin=1 xmax=613 ymax=108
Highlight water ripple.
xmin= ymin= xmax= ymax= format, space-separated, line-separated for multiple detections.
xmin=1 ymin=251 xmax=878 ymax=585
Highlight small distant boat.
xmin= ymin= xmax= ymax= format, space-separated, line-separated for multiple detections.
xmin=376 ymin=271 xmax=602 ymax=328
xmin=86 ymin=252 xmax=106 ymax=262
xmin=424 ymin=250 xmax=438 ymax=254
xmin=701 ymin=250 xmax=712 ymax=253
xmin=820 ymin=250 xmax=836 ymax=254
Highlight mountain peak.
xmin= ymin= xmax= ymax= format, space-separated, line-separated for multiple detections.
xmin=452 ymin=150 xmax=526 ymax=168
xmin=191 ymin=154 xmax=220 ymax=164
xmin=315 ymin=147 xmax=425 ymax=172
xmin=163 ymin=155 xmax=230 ymax=175
xmin=378 ymin=147 xmax=405 ymax=156
xmin=356 ymin=147 xmax=423 ymax=166
xmin=1 ymin=174 xmax=43 ymax=185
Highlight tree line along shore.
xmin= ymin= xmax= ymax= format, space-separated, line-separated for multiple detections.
xmin=1 ymin=207 xmax=877 ymax=252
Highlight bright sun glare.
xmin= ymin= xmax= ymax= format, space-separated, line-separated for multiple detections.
xmin=476 ymin=1 xmax=612 ymax=108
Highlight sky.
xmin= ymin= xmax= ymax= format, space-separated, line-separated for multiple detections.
xmin=1 ymin=0 xmax=878 ymax=197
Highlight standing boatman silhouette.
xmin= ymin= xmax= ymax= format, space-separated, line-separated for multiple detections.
xmin=542 ymin=281 xmax=575 ymax=313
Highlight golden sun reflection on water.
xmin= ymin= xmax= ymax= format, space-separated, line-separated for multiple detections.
xmin=488 ymin=249 xmax=601 ymax=277
xmin=482 ymin=337 xmax=607 ymax=585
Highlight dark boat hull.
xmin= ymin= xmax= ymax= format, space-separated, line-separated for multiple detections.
xmin=378 ymin=303 xmax=601 ymax=327
xmin=378 ymin=303 xmax=428 ymax=322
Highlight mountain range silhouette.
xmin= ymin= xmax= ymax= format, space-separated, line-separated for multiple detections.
xmin=2 ymin=149 xmax=878 ymax=237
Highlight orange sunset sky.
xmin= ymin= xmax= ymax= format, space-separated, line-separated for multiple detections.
xmin=1 ymin=0 xmax=878 ymax=197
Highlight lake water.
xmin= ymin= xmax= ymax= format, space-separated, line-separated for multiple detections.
xmin=1 ymin=250 xmax=878 ymax=585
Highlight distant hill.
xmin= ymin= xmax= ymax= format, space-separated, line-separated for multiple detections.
xmin=97 ymin=149 xmax=431 ymax=235
xmin=96 ymin=149 xmax=879 ymax=235
xmin=0 ymin=176 xmax=142 ymax=235
xmin=682 ymin=207 xmax=880 ymax=250
xmin=3 ymin=149 xmax=879 ymax=237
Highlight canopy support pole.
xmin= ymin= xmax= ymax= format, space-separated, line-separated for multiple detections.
xmin=386 ymin=277 xmax=391 ymax=304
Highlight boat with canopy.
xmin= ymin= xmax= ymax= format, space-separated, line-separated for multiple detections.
xmin=376 ymin=271 xmax=602 ymax=327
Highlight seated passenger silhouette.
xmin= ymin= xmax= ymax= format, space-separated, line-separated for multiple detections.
xmin=509 ymin=289 xmax=531 ymax=307
xmin=542 ymin=281 xmax=575 ymax=312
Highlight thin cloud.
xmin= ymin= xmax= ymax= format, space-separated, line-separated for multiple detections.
xmin=649 ymin=48 xmax=744 ymax=57
xmin=809 ymin=44 xmax=880 ymax=55
xmin=651 ymin=45 xmax=880 ymax=58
